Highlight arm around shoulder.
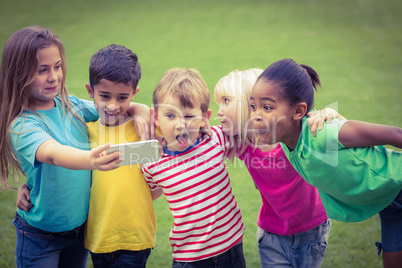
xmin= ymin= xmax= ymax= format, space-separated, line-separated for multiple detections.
xmin=338 ymin=120 xmax=402 ymax=148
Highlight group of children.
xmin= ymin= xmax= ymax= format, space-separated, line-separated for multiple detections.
xmin=0 ymin=25 xmax=401 ymax=268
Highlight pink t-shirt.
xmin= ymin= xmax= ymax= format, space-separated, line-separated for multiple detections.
xmin=238 ymin=144 xmax=328 ymax=235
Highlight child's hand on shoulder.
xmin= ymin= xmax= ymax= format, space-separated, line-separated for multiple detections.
xmin=307 ymin=108 xmax=346 ymax=136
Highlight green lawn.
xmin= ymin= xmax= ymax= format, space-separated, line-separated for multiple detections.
xmin=1 ymin=0 xmax=401 ymax=267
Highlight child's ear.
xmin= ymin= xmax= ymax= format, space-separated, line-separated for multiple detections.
xmin=85 ymin=83 xmax=94 ymax=98
xmin=293 ymin=103 xmax=308 ymax=120
xmin=131 ymin=87 xmax=140 ymax=101
xmin=200 ymin=109 xmax=212 ymax=128
xmin=152 ymin=107 xmax=161 ymax=127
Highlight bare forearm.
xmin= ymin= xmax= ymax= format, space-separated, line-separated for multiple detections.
xmin=39 ymin=142 xmax=94 ymax=170
xmin=388 ymin=126 xmax=402 ymax=148
xmin=339 ymin=120 xmax=402 ymax=148
xmin=36 ymin=139 xmax=122 ymax=171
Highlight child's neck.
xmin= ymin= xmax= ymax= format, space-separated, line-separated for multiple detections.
xmin=283 ymin=120 xmax=303 ymax=151
xmin=100 ymin=114 xmax=132 ymax=127
xmin=257 ymin=143 xmax=278 ymax=152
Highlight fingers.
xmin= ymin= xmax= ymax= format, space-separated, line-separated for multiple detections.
xmin=307 ymin=114 xmax=319 ymax=136
xmin=134 ymin=115 xmax=151 ymax=141
xmin=154 ymin=136 xmax=166 ymax=157
xmin=16 ymin=183 xmax=33 ymax=212
xmin=318 ymin=111 xmax=325 ymax=131
xmin=96 ymin=157 xmax=123 ymax=171
xmin=201 ymin=118 xmax=212 ymax=137
xmin=95 ymin=151 xmax=122 ymax=170
xmin=91 ymin=143 xmax=111 ymax=157
xmin=150 ymin=108 xmax=156 ymax=139
xmin=16 ymin=199 xmax=33 ymax=212
xmin=308 ymin=118 xmax=318 ymax=136
xmin=90 ymin=144 xmax=123 ymax=170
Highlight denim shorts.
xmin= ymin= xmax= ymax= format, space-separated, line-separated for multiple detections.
xmin=172 ymin=243 xmax=246 ymax=268
xmin=257 ymin=220 xmax=330 ymax=268
xmin=377 ymin=189 xmax=402 ymax=253
xmin=13 ymin=212 xmax=89 ymax=268
xmin=90 ymin=249 xmax=152 ymax=268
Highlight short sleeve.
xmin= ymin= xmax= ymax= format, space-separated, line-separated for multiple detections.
xmin=211 ymin=126 xmax=234 ymax=153
xmin=10 ymin=117 xmax=53 ymax=167
xmin=69 ymin=96 xmax=99 ymax=122
xmin=141 ymin=164 xmax=161 ymax=192
xmin=314 ymin=119 xmax=347 ymax=151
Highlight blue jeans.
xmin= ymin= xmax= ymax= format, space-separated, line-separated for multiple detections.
xmin=257 ymin=220 xmax=330 ymax=268
xmin=377 ymin=189 xmax=402 ymax=253
xmin=172 ymin=243 xmax=246 ymax=268
xmin=13 ymin=212 xmax=89 ymax=268
xmin=90 ymin=249 xmax=152 ymax=268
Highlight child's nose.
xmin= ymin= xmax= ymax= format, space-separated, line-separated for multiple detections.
xmin=107 ymin=102 xmax=118 ymax=112
xmin=47 ymin=70 xmax=58 ymax=82
xmin=251 ymin=111 xmax=263 ymax=121
xmin=217 ymin=107 xmax=224 ymax=117
xmin=176 ymin=118 xmax=186 ymax=129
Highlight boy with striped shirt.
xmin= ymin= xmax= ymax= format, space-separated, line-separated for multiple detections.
xmin=142 ymin=68 xmax=245 ymax=267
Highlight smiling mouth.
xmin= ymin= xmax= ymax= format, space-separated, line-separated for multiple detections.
xmin=176 ymin=133 xmax=189 ymax=148
xmin=105 ymin=111 xmax=119 ymax=117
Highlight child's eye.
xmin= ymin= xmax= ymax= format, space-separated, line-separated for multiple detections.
xmin=224 ymin=98 xmax=230 ymax=104
xmin=38 ymin=68 xmax=46 ymax=74
xmin=55 ymin=65 xmax=62 ymax=70
xmin=264 ymin=105 xmax=272 ymax=111
xmin=100 ymin=95 xmax=110 ymax=99
xmin=118 ymin=96 xmax=128 ymax=100
xmin=166 ymin=114 xmax=175 ymax=119
xmin=250 ymin=104 xmax=256 ymax=111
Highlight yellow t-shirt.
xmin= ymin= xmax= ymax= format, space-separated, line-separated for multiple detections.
xmin=84 ymin=119 xmax=156 ymax=253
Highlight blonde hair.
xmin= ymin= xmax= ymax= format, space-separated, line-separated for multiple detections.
xmin=0 ymin=26 xmax=76 ymax=189
xmin=214 ymin=68 xmax=263 ymax=162
xmin=153 ymin=68 xmax=210 ymax=113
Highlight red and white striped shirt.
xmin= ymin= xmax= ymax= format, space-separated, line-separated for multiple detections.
xmin=142 ymin=126 xmax=244 ymax=262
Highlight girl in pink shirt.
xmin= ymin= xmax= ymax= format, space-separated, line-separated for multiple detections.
xmin=214 ymin=69 xmax=340 ymax=267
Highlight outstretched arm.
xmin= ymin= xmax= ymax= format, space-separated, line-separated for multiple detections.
xmin=339 ymin=120 xmax=402 ymax=148
xmin=36 ymin=140 xmax=122 ymax=171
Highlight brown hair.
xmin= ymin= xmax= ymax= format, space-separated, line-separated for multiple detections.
xmin=0 ymin=26 xmax=72 ymax=189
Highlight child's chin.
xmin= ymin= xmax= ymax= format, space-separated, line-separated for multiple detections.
xmin=101 ymin=118 xmax=119 ymax=126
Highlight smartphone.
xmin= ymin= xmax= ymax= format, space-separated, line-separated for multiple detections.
xmin=106 ymin=140 xmax=160 ymax=166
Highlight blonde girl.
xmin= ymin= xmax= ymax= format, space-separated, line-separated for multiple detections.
xmin=214 ymin=68 xmax=338 ymax=267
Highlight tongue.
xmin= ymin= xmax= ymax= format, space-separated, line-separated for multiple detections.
xmin=176 ymin=133 xmax=189 ymax=148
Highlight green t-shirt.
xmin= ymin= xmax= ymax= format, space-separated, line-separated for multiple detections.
xmin=281 ymin=117 xmax=402 ymax=222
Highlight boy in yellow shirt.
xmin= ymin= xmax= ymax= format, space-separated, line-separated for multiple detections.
xmin=84 ymin=44 xmax=161 ymax=267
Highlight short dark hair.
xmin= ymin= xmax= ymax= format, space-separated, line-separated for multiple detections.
xmin=89 ymin=44 xmax=141 ymax=90
xmin=258 ymin=58 xmax=320 ymax=112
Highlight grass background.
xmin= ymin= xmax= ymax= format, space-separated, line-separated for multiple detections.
xmin=0 ymin=0 xmax=401 ymax=267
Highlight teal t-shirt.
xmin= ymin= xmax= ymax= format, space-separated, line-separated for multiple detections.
xmin=281 ymin=117 xmax=402 ymax=222
xmin=10 ymin=96 xmax=98 ymax=232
